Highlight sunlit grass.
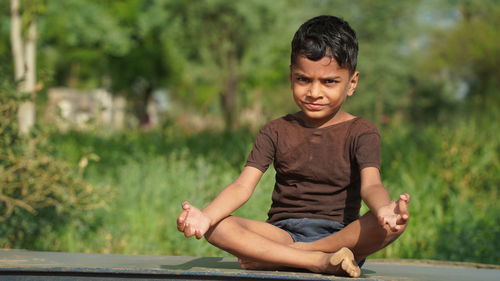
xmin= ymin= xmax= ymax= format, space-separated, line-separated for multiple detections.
xmin=45 ymin=117 xmax=499 ymax=264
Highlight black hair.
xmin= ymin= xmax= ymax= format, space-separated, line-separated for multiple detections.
xmin=291 ymin=15 xmax=358 ymax=74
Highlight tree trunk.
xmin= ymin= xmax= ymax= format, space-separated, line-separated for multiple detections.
xmin=10 ymin=0 xmax=37 ymax=135
xmin=138 ymin=86 xmax=153 ymax=129
xmin=10 ymin=0 xmax=24 ymax=82
xmin=375 ymin=88 xmax=384 ymax=127
xmin=220 ymin=74 xmax=238 ymax=131
xmin=220 ymin=54 xmax=239 ymax=131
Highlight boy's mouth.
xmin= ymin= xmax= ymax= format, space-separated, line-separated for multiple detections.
xmin=303 ymin=102 xmax=326 ymax=111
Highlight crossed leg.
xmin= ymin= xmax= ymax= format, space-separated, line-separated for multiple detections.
xmin=290 ymin=211 xmax=407 ymax=262
xmin=204 ymin=210 xmax=407 ymax=277
xmin=200 ymin=193 xmax=409 ymax=277
xmin=204 ymin=216 xmax=361 ymax=277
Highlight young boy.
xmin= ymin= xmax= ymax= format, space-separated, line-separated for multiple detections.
xmin=177 ymin=15 xmax=410 ymax=278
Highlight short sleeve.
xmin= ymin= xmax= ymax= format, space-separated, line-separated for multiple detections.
xmin=353 ymin=120 xmax=381 ymax=170
xmin=245 ymin=124 xmax=276 ymax=172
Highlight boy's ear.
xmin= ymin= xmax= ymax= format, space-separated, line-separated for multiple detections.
xmin=347 ymin=71 xmax=359 ymax=96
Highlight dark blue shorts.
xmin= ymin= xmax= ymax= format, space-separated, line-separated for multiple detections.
xmin=271 ymin=218 xmax=345 ymax=242
xmin=271 ymin=218 xmax=365 ymax=267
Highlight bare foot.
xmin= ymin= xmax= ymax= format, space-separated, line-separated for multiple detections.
xmin=322 ymin=247 xmax=361 ymax=277
xmin=240 ymin=248 xmax=360 ymax=277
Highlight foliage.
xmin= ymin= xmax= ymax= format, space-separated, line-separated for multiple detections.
xmin=370 ymin=111 xmax=500 ymax=264
xmin=0 ymin=0 xmax=498 ymax=265
xmin=47 ymin=127 xmax=260 ymax=255
xmin=38 ymin=0 xmax=133 ymax=89
xmin=0 ymin=78 xmax=108 ymax=249
xmin=45 ymin=112 xmax=500 ymax=264
xmin=421 ymin=0 xmax=500 ymax=110
xmin=0 ymin=0 xmax=497 ymax=126
xmin=39 ymin=0 xmax=175 ymax=125
xmin=163 ymin=0 xmax=294 ymax=129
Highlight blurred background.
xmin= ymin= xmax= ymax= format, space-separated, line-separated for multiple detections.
xmin=0 ymin=0 xmax=498 ymax=264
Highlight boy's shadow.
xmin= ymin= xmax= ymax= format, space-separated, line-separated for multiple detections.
xmin=160 ymin=257 xmax=376 ymax=276
xmin=161 ymin=257 xmax=241 ymax=270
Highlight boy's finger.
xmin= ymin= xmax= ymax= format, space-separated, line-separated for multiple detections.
xmin=177 ymin=210 xmax=187 ymax=223
xmin=195 ymin=229 xmax=203 ymax=240
xmin=385 ymin=217 xmax=396 ymax=231
xmin=177 ymin=210 xmax=189 ymax=231
xmin=182 ymin=201 xmax=191 ymax=210
xmin=377 ymin=215 xmax=386 ymax=227
xmin=184 ymin=224 xmax=193 ymax=238
xmin=398 ymin=197 xmax=409 ymax=216
xmin=177 ymin=221 xmax=185 ymax=232
xmin=396 ymin=198 xmax=409 ymax=225
xmin=400 ymin=193 xmax=410 ymax=203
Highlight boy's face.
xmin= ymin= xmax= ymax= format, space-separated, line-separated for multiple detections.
xmin=290 ymin=55 xmax=358 ymax=128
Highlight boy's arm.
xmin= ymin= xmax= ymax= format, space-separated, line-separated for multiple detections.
xmin=360 ymin=167 xmax=390 ymax=212
xmin=360 ymin=167 xmax=410 ymax=231
xmin=177 ymin=166 xmax=264 ymax=239
xmin=203 ymin=165 xmax=263 ymax=224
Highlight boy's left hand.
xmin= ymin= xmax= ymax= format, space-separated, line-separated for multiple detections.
xmin=377 ymin=193 xmax=410 ymax=232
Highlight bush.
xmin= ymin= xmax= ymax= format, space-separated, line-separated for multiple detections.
xmin=372 ymin=115 xmax=500 ymax=264
xmin=0 ymin=80 xmax=107 ymax=249
xmin=46 ymin=115 xmax=499 ymax=264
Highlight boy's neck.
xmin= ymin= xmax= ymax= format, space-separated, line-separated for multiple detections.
xmin=297 ymin=110 xmax=355 ymax=128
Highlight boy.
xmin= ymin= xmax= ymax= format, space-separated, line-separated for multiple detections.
xmin=177 ymin=15 xmax=410 ymax=278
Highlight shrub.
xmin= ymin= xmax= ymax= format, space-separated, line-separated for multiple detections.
xmin=0 ymin=80 xmax=107 ymax=249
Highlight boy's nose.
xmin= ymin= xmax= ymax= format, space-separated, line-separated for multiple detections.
xmin=307 ymin=82 xmax=321 ymax=98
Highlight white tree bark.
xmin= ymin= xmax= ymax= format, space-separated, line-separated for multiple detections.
xmin=25 ymin=19 xmax=37 ymax=94
xmin=10 ymin=0 xmax=37 ymax=135
xmin=10 ymin=0 xmax=24 ymax=82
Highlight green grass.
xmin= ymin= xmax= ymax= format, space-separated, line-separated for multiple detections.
xmin=371 ymin=117 xmax=500 ymax=263
xmin=41 ymin=117 xmax=499 ymax=265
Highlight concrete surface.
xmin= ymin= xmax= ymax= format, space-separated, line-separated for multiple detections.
xmin=0 ymin=249 xmax=498 ymax=280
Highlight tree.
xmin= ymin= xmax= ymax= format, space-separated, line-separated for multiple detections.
xmin=28 ymin=0 xmax=312 ymax=130
xmin=10 ymin=0 xmax=42 ymax=135
xmin=422 ymin=0 xmax=500 ymax=112
xmin=104 ymin=0 xmax=172 ymax=128
xmin=165 ymin=0 xmax=292 ymax=130
xmin=39 ymin=0 xmax=174 ymax=128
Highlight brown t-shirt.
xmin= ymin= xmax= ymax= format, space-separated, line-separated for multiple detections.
xmin=245 ymin=114 xmax=381 ymax=225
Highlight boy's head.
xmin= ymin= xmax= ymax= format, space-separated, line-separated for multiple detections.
xmin=291 ymin=15 xmax=358 ymax=75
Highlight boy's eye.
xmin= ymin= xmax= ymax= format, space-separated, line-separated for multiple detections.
xmin=324 ymin=79 xmax=339 ymax=84
xmin=296 ymin=76 xmax=310 ymax=83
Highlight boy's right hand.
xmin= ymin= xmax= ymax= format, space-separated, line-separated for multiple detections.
xmin=176 ymin=201 xmax=211 ymax=239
